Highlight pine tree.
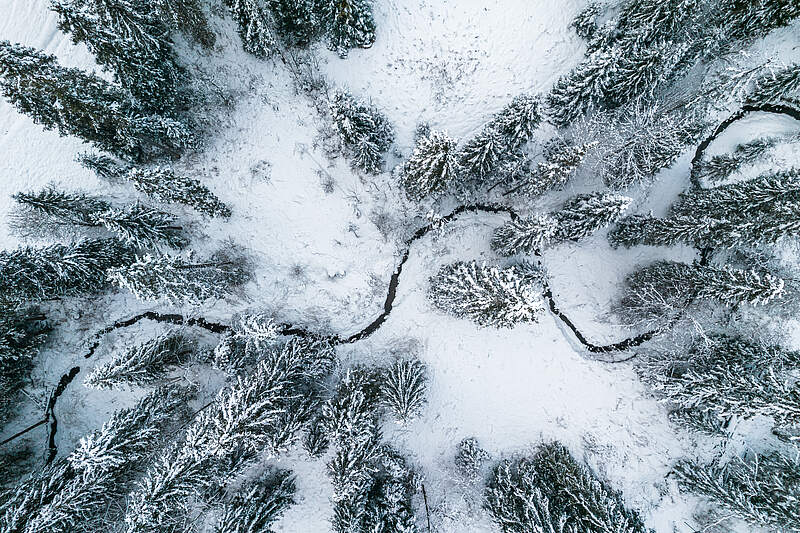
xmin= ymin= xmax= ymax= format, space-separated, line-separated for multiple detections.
xmin=380 ymin=359 xmax=427 ymax=424
xmin=89 ymin=203 xmax=185 ymax=248
xmin=428 ymin=261 xmax=545 ymax=328
xmin=153 ymin=0 xmax=216 ymax=48
xmin=521 ymin=141 xmax=594 ymax=196
xmin=454 ymin=437 xmax=490 ymax=481
xmin=492 ymin=215 xmax=560 ymax=256
xmin=268 ymin=0 xmax=318 ymax=45
xmin=749 ymin=63 xmax=800 ymax=104
xmin=696 ymin=137 xmax=777 ymax=183
xmin=329 ymin=90 xmax=394 ymax=173
xmin=319 ymin=0 xmax=376 ymax=57
xmin=459 ymin=127 xmax=507 ymax=181
xmin=225 ymin=0 xmax=279 ymax=58
xmin=400 ymin=130 xmax=460 ymax=200
xmin=50 ymin=0 xmax=185 ymax=111
xmin=675 ymin=452 xmax=800 ymax=531
xmin=492 ymin=94 xmax=543 ymax=149
xmin=643 ymin=334 xmax=800 ymax=432
xmin=486 ymin=442 xmax=648 ymax=533
xmin=84 ymin=330 xmax=195 ymax=389
xmin=79 ymin=155 xmax=232 ymax=218
xmin=108 ymin=249 xmax=250 ymax=304
xmin=0 ymin=305 xmax=49 ymax=428
xmin=571 ymin=2 xmax=602 ymax=41
xmin=0 ymin=42 xmax=193 ymax=161
xmin=608 ymin=214 xmax=713 ymax=248
xmin=214 ymin=469 xmax=296 ymax=533
xmin=0 ymin=238 xmax=136 ymax=303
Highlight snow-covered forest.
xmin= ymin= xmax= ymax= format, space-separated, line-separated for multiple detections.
xmin=1 ymin=0 xmax=799 ymax=531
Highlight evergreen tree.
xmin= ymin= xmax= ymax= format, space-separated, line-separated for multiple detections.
xmin=84 ymin=330 xmax=195 ymax=389
xmin=454 ymin=437 xmax=490 ymax=481
xmin=319 ymin=0 xmax=376 ymax=57
xmin=268 ymin=0 xmax=318 ymax=45
xmin=380 ymin=359 xmax=427 ymax=424
xmin=618 ymin=260 xmax=786 ymax=324
xmin=225 ymin=0 xmax=279 ymax=58
xmin=519 ymin=141 xmax=594 ymax=196
xmin=644 ymin=334 xmax=800 ymax=432
xmin=0 ymin=42 xmax=193 ymax=161
xmin=459 ymin=127 xmax=507 ymax=181
xmin=571 ymin=2 xmax=602 ymax=41
xmin=214 ymin=469 xmax=296 ymax=533
xmin=329 ymin=90 xmax=394 ymax=174
xmin=400 ymin=130 xmax=460 ymax=200
xmin=493 ymin=193 xmax=630 ymax=256
xmin=608 ymin=214 xmax=712 ymax=248
xmin=79 ymin=155 xmax=232 ymax=218
xmin=0 ymin=238 xmax=135 ymax=303
xmin=696 ymin=136 xmax=777 ymax=183
xmin=303 ymin=419 xmax=330 ymax=457
xmin=108 ymin=249 xmax=250 ymax=304
xmin=749 ymin=63 xmax=800 ymax=104
xmin=50 ymin=0 xmax=185 ymax=111
xmin=153 ymin=0 xmax=216 ymax=48
xmin=675 ymin=452 xmax=800 ymax=531
xmin=89 ymin=203 xmax=185 ymax=248
xmin=492 ymin=94 xmax=543 ymax=149
xmin=486 ymin=442 xmax=649 ymax=533
xmin=428 ymin=261 xmax=545 ymax=328
xmin=0 ymin=305 xmax=49 ymax=428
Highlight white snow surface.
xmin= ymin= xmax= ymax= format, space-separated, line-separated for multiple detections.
xmin=2 ymin=1 xmax=799 ymax=532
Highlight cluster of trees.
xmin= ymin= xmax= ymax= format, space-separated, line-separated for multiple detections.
xmin=329 ymin=89 xmax=394 ymax=173
xmin=492 ymin=192 xmax=631 ymax=256
xmin=485 ymin=442 xmax=649 ymax=533
xmin=225 ymin=0 xmax=377 ymax=58
xmin=428 ymin=260 xmax=545 ymax=328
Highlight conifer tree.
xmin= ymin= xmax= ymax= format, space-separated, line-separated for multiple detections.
xmin=428 ymin=261 xmax=545 ymax=328
xmin=153 ymin=0 xmax=216 ymax=48
xmin=108 ymin=249 xmax=250 ymax=304
xmin=644 ymin=334 xmax=800 ymax=432
xmin=492 ymin=94 xmax=543 ymax=149
xmin=571 ymin=1 xmax=602 ymax=41
xmin=319 ymin=0 xmax=376 ymax=57
xmin=459 ymin=127 xmax=507 ymax=181
xmin=454 ymin=437 xmax=490 ymax=481
xmin=225 ymin=0 xmax=279 ymax=58
xmin=329 ymin=90 xmax=394 ymax=174
xmin=696 ymin=137 xmax=777 ymax=183
xmin=493 ymin=193 xmax=631 ymax=255
xmin=268 ymin=0 xmax=318 ymax=45
xmin=400 ymin=130 xmax=460 ymax=200
xmin=85 ymin=330 xmax=195 ymax=389
xmin=89 ymin=204 xmax=185 ymax=248
xmin=50 ymin=0 xmax=185 ymax=111
xmin=0 ymin=238 xmax=135 ymax=303
xmin=380 ymin=359 xmax=427 ymax=424
xmin=79 ymin=155 xmax=232 ymax=218
xmin=519 ymin=141 xmax=594 ymax=196
xmin=675 ymin=452 xmax=800 ymax=531
xmin=0 ymin=42 xmax=193 ymax=161
xmin=749 ymin=63 xmax=800 ymax=104
xmin=214 ymin=469 xmax=296 ymax=533
xmin=486 ymin=442 xmax=648 ymax=533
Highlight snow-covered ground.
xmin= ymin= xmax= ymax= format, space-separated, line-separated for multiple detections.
xmin=2 ymin=1 xmax=799 ymax=532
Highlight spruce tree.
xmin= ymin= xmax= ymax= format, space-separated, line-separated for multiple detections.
xmin=50 ymin=0 xmax=185 ymax=111
xmin=675 ymin=452 xmax=800 ymax=531
xmin=492 ymin=94 xmax=543 ymax=149
xmin=108 ymin=250 xmax=250 ymax=304
xmin=89 ymin=203 xmax=185 ymax=248
xmin=644 ymin=334 xmax=800 ymax=432
xmin=153 ymin=0 xmax=216 ymax=48
xmin=0 ymin=42 xmax=193 ymax=161
xmin=454 ymin=437 xmax=490 ymax=481
xmin=492 ymin=215 xmax=559 ymax=256
xmin=268 ymin=0 xmax=318 ymax=45
xmin=749 ymin=63 xmax=800 ymax=104
xmin=319 ymin=0 xmax=376 ymax=57
xmin=225 ymin=0 xmax=279 ymax=58
xmin=521 ymin=141 xmax=594 ymax=196
xmin=84 ymin=330 xmax=195 ymax=389
xmin=329 ymin=90 xmax=394 ymax=174
xmin=214 ymin=469 xmax=296 ymax=533
xmin=380 ymin=359 xmax=427 ymax=424
xmin=0 ymin=238 xmax=135 ymax=303
xmin=79 ymin=155 xmax=232 ymax=218
xmin=459 ymin=127 xmax=507 ymax=181
xmin=696 ymin=137 xmax=777 ymax=183
xmin=400 ymin=130 xmax=460 ymax=200
xmin=428 ymin=261 xmax=545 ymax=328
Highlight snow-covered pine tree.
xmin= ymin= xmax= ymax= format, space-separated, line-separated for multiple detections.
xmin=454 ymin=437 xmax=490 ymax=481
xmin=0 ymin=238 xmax=135 ymax=303
xmin=268 ymin=0 xmax=318 ymax=45
xmin=553 ymin=192 xmax=632 ymax=241
xmin=319 ymin=0 xmax=376 ymax=57
xmin=0 ymin=305 xmax=49 ymax=428
xmin=380 ymin=358 xmax=427 ymax=424
xmin=153 ymin=0 xmax=216 ymax=48
xmin=492 ymin=94 xmax=543 ymax=149
xmin=225 ymin=0 xmax=279 ymax=58
xmin=329 ymin=90 xmax=394 ymax=173
xmin=400 ymin=130 xmax=460 ymax=200
xmin=79 ymin=155 xmax=232 ymax=218
xmin=459 ymin=127 xmax=507 ymax=181
xmin=748 ymin=63 xmax=800 ymax=105
xmin=521 ymin=140 xmax=594 ymax=196
xmin=571 ymin=1 xmax=602 ymax=41
xmin=50 ymin=0 xmax=185 ymax=112
xmin=618 ymin=260 xmax=786 ymax=324
xmin=428 ymin=261 xmax=545 ymax=328
xmin=214 ymin=469 xmax=296 ymax=533
xmin=675 ymin=452 xmax=800 ymax=531
xmin=492 ymin=215 xmax=560 ymax=256
xmin=1 ymin=386 xmax=186 ymax=533
xmin=0 ymin=42 xmax=193 ymax=161
xmin=719 ymin=0 xmax=800 ymax=44
xmin=85 ymin=330 xmax=195 ymax=389
xmin=108 ymin=249 xmax=250 ymax=304
xmin=323 ymin=366 xmax=384 ymax=448
xmin=89 ymin=203 xmax=185 ymax=248
xmin=696 ymin=137 xmax=777 ymax=183
xmin=608 ymin=214 xmax=714 ymax=248
xmin=644 ymin=334 xmax=800 ymax=432
xmin=303 ymin=418 xmax=330 ymax=457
